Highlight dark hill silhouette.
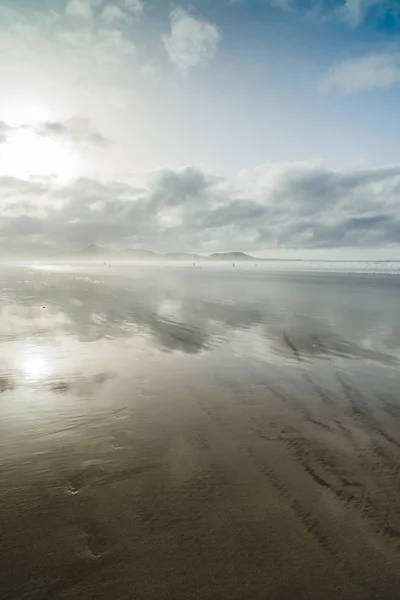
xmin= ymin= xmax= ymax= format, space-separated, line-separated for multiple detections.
xmin=76 ymin=244 xmax=108 ymax=255
xmin=74 ymin=246 xmax=259 ymax=261
xmin=208 ymin=252 xmax=253 ymax=261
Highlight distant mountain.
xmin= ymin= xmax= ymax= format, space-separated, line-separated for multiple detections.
xmin=74 ymin=246 xmax=259 ymax=262
xmin=123 ymin=249 xmax=158 ymax=260
xmin=209 ymin=252 xmax=254 ymax=261
xmin=163 ymin=252 xmax=201 ymax=261
xmin=74 ymin=245 xmax=154 ymax=259
xmin=75 ymin=244 xmax=109 ymax=255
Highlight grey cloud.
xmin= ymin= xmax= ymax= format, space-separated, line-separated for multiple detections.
xmin=34 ymin=118 xmax=111 ymax=147
xmin=149 ymin=167 xmax=218 ymax=207
xmin=197 ymin=200 xmax=268 ymax=229
xmin=1 ymin=162 xmax=400 ymax=253
xmin=0 ymin=118 xmax=110 ymax=149
xmin=1 ymin=215 xmax=44 ymax=237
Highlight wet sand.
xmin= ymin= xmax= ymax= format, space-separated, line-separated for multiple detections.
xmin=1 ymin=264 xmax=400 ymax=599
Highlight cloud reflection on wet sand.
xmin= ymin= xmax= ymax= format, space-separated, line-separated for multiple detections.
xmin=1 ymin=265 xmax=400 ymax=599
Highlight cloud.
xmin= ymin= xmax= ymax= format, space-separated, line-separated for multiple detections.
xmin=0 ymin=121 xmax=14 ymax=144
xmin=162 ymin=7 xmax=221 ymax=73
xmin=101 ymin=5 xmax=127 ymax=26
xmin=321 ymin=51 xmax=400 ymax=93
xmin=338 ymin=0 xmax=376 ymax=27
xmin=338 ymin=0 xmax=398 ymax=27
xmin=1 ymin=162 xmax=400 ymax=253
xmin=66 ymin=0 xmax=94 ymax=21
xmin=0 ymin=0 xmax=143 ymax=105
xmin=33 ymin=118 xmax=111 ymax=147
xmin=122 ymin=0 xmax=144 ymax=13
xmin=0 ymin=118 xmax=110 ymax=157
xmin=270 ymin=0 xmax=400 ymax=27
xmin=100 ymin=1 xmax=143 ymax=26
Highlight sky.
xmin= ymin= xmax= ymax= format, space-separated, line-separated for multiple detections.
xmin=0 ymin=0 xmax=399 ymax=259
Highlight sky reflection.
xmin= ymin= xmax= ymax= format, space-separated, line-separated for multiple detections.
xmin=20 ymin=348 xmax=52 ymax=382
xmin=0 ymin=265 xmax=399 ymax=400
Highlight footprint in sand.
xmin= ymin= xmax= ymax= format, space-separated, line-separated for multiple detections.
xmin=66 ymin=462 xmax=105 ymax=495
xmin=81 ymin=519 xmax=108 ymax=559
xmin=112 ymin=406 xmax=128 ymax=420
xmin=110 ymin=436 xmax=124 ymax=450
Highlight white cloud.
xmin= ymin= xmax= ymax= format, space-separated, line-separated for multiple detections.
xmin=101 ymin=5 xmax=127 ymax=26
xmin=162 ymin=7 xmax=221 ymax=73
xmin=100 ymin=1 xmax=143 ymax=25
xmin=65 ymin=0 xmax=143 ymax=26
xmin=66 ymin=0 xmax=94 ymax=21
xmin=0 ymin=3 xmax=141 ymax=103
xmin=321 ymin=51 xmax=400 ymax=93
xmin=339 ymin=0 xmax=374 ymax=27
xmin=1 ymin=162 xmax=400 ymax=253
xmin=122 ymin=0 xmax=144 ymax=13
xmin=338 ymin=0 xmax=393 ymax=27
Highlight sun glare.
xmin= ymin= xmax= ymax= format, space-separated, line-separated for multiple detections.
xmin=20 ymin=349 xmax=52 ymax=382
xmin=0 ymin=129 xmax=78 ymax=180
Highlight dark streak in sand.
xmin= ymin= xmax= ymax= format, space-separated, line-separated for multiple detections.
xmin=0 ymin=265 xmax=400 ymax=599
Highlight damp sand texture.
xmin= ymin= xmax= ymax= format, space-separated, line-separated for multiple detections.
xmin=1 ymin=264 xmax=400 ymax=599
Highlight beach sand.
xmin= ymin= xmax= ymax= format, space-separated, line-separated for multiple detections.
xmin=1 ymin=264 xmax=400 ymax=599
